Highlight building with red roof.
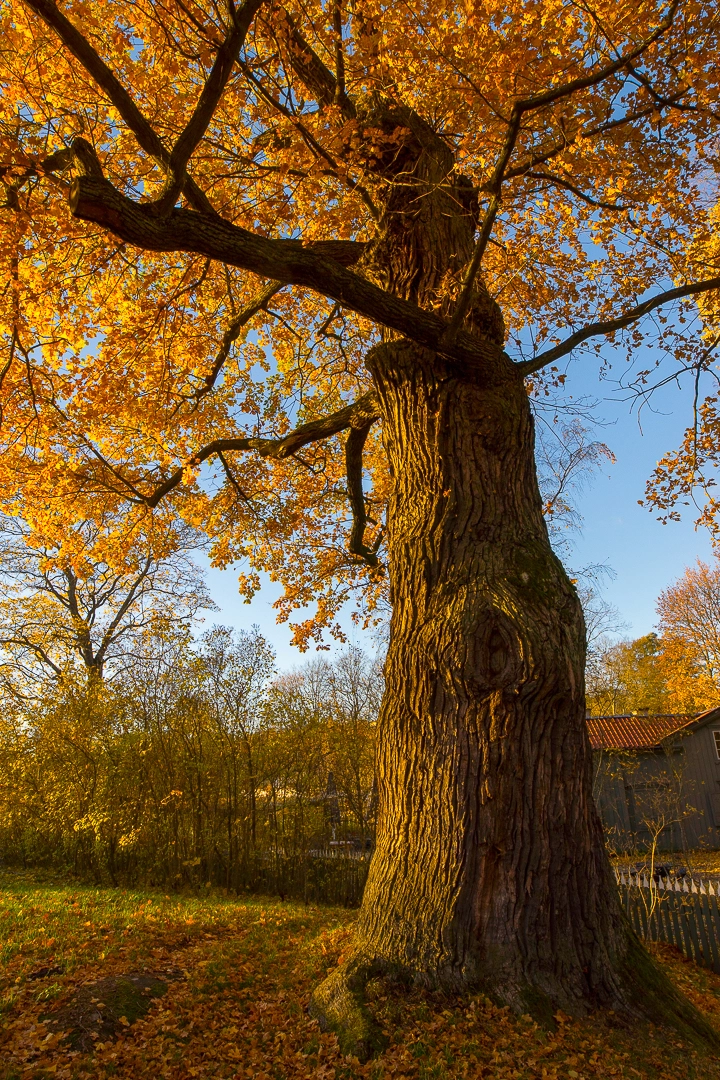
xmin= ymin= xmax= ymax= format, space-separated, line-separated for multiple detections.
xmin=590 ymin=707 xmax=720 ymax=851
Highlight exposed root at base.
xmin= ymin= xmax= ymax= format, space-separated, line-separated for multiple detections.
xmin=621 ymin=934 xmax=720 ymax=1052
xmin=308 ymin=962 xmax=387 ymax=1062
xmin=309 ymin=932 xmax=720 ymax=1062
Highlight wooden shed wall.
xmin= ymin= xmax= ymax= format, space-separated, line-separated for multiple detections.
xmin=592 ymin=720 xmax=720 ymax=852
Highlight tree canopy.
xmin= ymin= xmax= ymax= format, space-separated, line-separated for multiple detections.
xmin=1 ymin=0 xmax=720 ymax=642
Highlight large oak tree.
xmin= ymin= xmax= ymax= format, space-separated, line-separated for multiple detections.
xmin=3 ymin=0 xmax=720 ymax=1054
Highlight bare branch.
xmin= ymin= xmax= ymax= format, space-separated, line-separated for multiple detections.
xmin=521 ymin=277 xmax=720 ymax=376
xmin=0 ymin=634 xmax=64 ymax=678
xmin=95 ymin=559 xmax=153 ymax=667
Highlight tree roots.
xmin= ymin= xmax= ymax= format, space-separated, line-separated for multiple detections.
xmin=308 ymin=961 xmax=388 ymax=1062
xmin=308 ymin=934 xmax=720 ymax=1062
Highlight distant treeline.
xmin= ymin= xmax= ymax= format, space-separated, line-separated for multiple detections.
xmin=0 ymin=628 xmax=379 ymax=894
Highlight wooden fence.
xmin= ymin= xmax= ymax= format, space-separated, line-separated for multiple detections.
xmin=236 ymin=850 xmax=371 ymax=907
xmin=615 ymin=869 xmax=720 ymax=974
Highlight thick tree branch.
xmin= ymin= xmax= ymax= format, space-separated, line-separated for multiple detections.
xmin=22 ymin=0 xmax=215 ymax=214
xmin=304 ymin=240 xmax=368 ymax=266
xmin=332 ymin=0 xmax=346 ymax=103
xmin=270 ymin=8 xmax=357 ymax=120
xmin=67 ymin=145 xmax=506 ymax=372
xmin=156 ymin=0 xmax=266 ymax=212
xmin=521 ymin=277 xmax=720 ymax=376
xmin=140 ymin=390 xmax=380 ymax=507
xmin=346 ymin=420 xmax=382 ymax=568
xmin=269 ymin=9 xmax=449 ymax=160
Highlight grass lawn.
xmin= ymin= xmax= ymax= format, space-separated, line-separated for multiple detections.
xmin=1 ymin=870 xmax=720 ymax=1078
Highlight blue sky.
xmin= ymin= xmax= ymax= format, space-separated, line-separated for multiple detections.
xmin=197 ymin=348 xmax=717 ymax=668
xmin=553 ymin=352 xmax=715 ymax=637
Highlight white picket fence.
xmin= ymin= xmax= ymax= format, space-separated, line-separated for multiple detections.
xmin=615 ymin=868 xmax=720 ymax=974
xmin=615 ymin=867 xmax=720 ymax=896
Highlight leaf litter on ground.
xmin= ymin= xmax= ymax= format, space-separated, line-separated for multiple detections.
xmin=1 ymin=868 xmax=719 ymax=1079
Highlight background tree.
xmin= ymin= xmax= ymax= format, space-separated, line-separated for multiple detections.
xmin=0 ymin=635 xmax=379 ymax=890
xmin=536 ymin=419 xmax=614 ymax=562
xmin=263 ymin=646 xmax=381 ymax=843
xmin=0 ymin=518 xmax=213 ymax=695
xmin=534 ymin=418 xmax=627 ymax=678
xmin=657 ymin=559 xmax=720 ymax=713
xmin=3 ymin=0 xmax=720 ymax=1049
xmin=586 ymin=633 xmax=672 ymax=717
xmin=198 ymin=624 xmax=275 ymax=853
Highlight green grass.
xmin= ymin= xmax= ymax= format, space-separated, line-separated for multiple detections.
xmin=1 ymin=868 xmax=720 ymax=1079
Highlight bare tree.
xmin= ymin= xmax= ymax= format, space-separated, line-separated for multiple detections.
xmin=0 ymin=518 xmax=214 ymax=693
xmin=536 ymin=418 xmax=615 ymax=561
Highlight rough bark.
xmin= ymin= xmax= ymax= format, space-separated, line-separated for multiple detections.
xmin=361 ymin=339 xmax=603 ymax=1005
xmin=310 ymin=339 xmax=719 ymax=1056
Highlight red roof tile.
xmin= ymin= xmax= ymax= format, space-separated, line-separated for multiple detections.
xmin=587 ymin=714 xmax=695 ymax=751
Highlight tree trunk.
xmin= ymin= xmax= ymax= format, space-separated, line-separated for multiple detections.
xmin=367 ymin=337 xmax=620 ymax=993
xmin=310 ymin=337 xmax=718 ymax=1055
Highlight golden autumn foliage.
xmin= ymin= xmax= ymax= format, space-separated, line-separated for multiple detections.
xmin=0 ymin=634 xmax=379 ymax=888
xmin=586 ymin=633 xmax=672 ymax=717
xmin=0 ymin=0 xmax=719 ymax=641
xmin=657 ymin=559 xmax=720 ymax=713
xmin=587 ymin=559 xmax=720 ymax=717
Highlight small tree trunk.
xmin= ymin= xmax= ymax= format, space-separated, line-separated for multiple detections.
xmin=310 ymin=338 xmax=717 ymax=1056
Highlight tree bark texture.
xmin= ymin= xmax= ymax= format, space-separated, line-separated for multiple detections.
xmin=311 ymin=339 xmax=718 ymax=1056
xmin=309 ymin=122 xmax=718 ymax=1056
xmin=363 ymin=339 xmax=620 ymax=1002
